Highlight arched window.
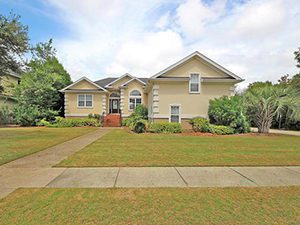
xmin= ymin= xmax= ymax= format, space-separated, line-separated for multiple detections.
xmin=129 ymin=90 xmax=142 ymax=110
xmin=109 ymin=92 xmax=120 ymax=98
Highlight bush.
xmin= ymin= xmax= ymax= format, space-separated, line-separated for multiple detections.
xmin=36 ymin=118 xmax=52 ymax=127
xmin=132 ymin=105 xmax=148 ymax=119
xmin=148 ymin=122 xmax=182 ymax=133
xmin=132 ymin=120 xmax=148 ymax=133
xmin=208 ymin=96 xmax=250 ymax=133
xmin=14 ymin=105 xmax=41 ymax=126
xmin=209 ymin=125 xmax=234 ymax=135
xmin=123 ymin=105 xmax=148 ymax=133
xmin=0 ymin=106 xmax=15 ymax=125
xmin=14 ymin=105 xmax=58 ymax=126
xmin=55 ymin=118 xmax=101 ymax=127
xmin=189 ymin=117 xmax=210 ymax=132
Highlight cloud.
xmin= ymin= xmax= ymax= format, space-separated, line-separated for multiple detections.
xmin=106 ymin=29 xmax=184 ymax=76
xmin=175 ymin=0 xmax=227 ymax=39
xmin=43 ymin=0 xmax=300 ymax=87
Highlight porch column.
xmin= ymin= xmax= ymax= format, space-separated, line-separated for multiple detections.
xmin=64 ymin=94 xmax=68 ymax=116
xmin=152 ymin=85 xmax=159 ymax=117
xmin=120 ymin=89 xmax=125 ymax=115
xmin=102 ymin=95 xmax=107 ymax=116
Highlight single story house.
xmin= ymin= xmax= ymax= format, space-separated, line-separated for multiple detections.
xmin=61 ymin=51 xmax=243 ymax=127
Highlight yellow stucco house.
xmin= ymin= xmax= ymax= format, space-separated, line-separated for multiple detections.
xmin=0 ymin=72 xmax=20 ymax=108
xmin=61 ymin=51 xmax=243 ymax=127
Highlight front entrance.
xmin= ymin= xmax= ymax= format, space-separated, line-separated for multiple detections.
xmin=110 ymin=99 xmax=120 ymax=114
xmin=109 ymin=92 xmax=121 ymax=114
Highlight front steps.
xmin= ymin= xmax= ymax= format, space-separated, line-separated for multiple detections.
xmin=102 ymin=114 xmax=122 ymax=127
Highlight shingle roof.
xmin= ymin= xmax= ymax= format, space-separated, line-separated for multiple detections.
xmin=94 ymin=77 xmax=148 ymax=88
xmin=94 ymin=78 xmax=117 ymax=88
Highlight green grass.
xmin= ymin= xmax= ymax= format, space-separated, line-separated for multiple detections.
xmin=57 ymin=129 xmax=300 ymax=167
xmin=0 ymin=127 xmax=97 ymax=165
xmin=0 ymin=187 xmax=299 ymax=224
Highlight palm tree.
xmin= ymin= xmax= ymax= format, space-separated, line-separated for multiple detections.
xmin=244 ymin=85 xmax=300 ymax=133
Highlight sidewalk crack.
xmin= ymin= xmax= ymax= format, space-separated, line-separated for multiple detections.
xmin=113 ymin=167 xmax=121 ymax=188
xmin=229 ymin=167 xmax=259 ymax=186
xmin=174 ymin=167 xmax=188 ymax=187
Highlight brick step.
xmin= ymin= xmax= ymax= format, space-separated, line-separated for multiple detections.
xmin=102 ymin=114 xmax=121 ymax=127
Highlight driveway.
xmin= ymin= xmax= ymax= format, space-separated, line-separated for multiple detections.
xmin=251 ymin=127 xmax=300 ymax=136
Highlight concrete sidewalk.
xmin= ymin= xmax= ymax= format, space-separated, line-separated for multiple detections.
xmin=0 ymin=128 xmax=113 ymax=198
xmin=1 ymin=166 xmax=299 ymax=198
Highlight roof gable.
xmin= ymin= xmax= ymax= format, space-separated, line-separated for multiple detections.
xmin=151 ymin=51 xmax=243 ymax=81
xmin=120 ymin=77 xmax=146 ymax=87
xmin=60 ymin=77 xmax=107 ymax=92
xmin=104 ymin=73 xmax=134 ymax=88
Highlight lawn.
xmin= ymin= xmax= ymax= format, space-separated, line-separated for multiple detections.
xmin=57 ymin=129 xmax=300 ymax=167
xmin=0 ymin=127 xmax=97 ymax=165
xmin=0 ymin=187 xmax=299 ymax=224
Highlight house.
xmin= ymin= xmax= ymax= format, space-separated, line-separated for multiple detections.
xmin=0 ymin=72 xmax=20 ymax=108
xmin=60 ymin=51 xmax=243 ymax=127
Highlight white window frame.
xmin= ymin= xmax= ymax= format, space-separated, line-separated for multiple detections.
xmin=189 ymin=73 xmax=201 ymax=93
xmin=77 ymin=94 xmax=93 ymax=108
xmin=169 ymin=104 xmax=181 ymax=123
xmin=128 ymin=90 xmax=142 ymax=111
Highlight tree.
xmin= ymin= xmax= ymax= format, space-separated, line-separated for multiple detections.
xmin=294 ymin=47 xmax=300 ymax=68
xmin=244 ymin=85 xmax=299 ymax=133
xmin=0 ymin=13 xmax=29 ymax=76
xmin=27 ymin=39 xmax=71 ymax=115
xmin=14 ymin=40 xmax=71 ymax=125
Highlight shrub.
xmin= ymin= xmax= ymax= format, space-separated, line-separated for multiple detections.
xmin=209 ymin=125 xmax=234 ymax=135
xmin=55 ymin=118 xmax=101 ymax=127
xmin=208 ymin=96 xmax=250 ymax=133
xmin=14 ymin=105 xmax=58 ymax=126
xmin=36 ymin=118 xmax=52 ymax=127
xmin=14 ymin=105 xmax=41 ymax=126
xmin=189 ymin=117 xmax=210 ymax=132
xmin=123 ymin=105 xmax=149 ymax=133
xmin=132 ymin=105 xmax=148 ymax=119
xmin=132 ymin=120 xmax=148 ymax=133
xmin=0 ymin=106 xmax=15 ymax=125
xmin=148 ymin=122 xmax=182 ymax=133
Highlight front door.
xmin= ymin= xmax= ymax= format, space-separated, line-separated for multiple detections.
xmin=111 ymin=99 xmax=119 ymax=113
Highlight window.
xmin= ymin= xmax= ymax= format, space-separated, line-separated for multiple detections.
xmin=78 ymin=94 xmax=93 ymax=107
xmin=170 ymin=105 xmax=180 ymax=123
xmin=129 ymin=90 xmax=142 ymax=110
xmin=189 ymin=73 xmax=200 ymax=93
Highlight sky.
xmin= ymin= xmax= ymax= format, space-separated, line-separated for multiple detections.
xmin=1 ymin=0 xmax=300 ymax=88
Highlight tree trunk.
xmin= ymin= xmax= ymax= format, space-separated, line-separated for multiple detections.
xmin=256 ymin=108 xmax=273 ymax=133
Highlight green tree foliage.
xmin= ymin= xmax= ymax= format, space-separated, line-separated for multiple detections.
xmin=14 ymin=40 xmax=71 ymax=125
xmin=294 ymin=47 xmax=300 ymax=68
xmin=244 ymin=84 xmax=299 ymax=133
xmin=0 ymin=12 xmax=29 ymax=91
xmin=208 ymin=96 xmax=250 ymax=133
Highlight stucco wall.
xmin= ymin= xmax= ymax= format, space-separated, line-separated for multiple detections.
xmin=65 ymin=92 xmax=106 ymax=116
xmin=153 ymin=81 xmax=233 ymax=119
xmin=161 ymin=57 xmax=230 ymax=78
xmin=121 ymin=80 xmax=147 ymax=117
xmin=110 ymin=76 xmax=132 ymax=89
xmin=70 ymin=80 xmax=98 ymax=89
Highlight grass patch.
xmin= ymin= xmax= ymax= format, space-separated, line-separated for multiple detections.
xmin=0 ymin=127 xmax=97 ymax=165
xmin=0 ymin=187 xmax=299 ymax=224
xmin=57 ymin=129 xmax=300 ymax=167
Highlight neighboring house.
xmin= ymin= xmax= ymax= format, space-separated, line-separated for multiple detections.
xmin=61 ymin=51 xmax=243 ymax=127
xmin=0 ymin=72 xmax=20 ymax=108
